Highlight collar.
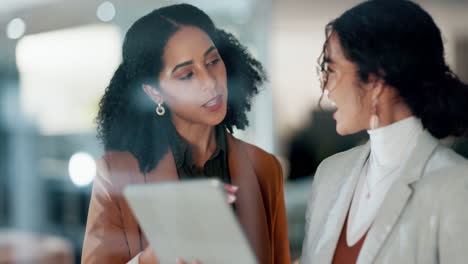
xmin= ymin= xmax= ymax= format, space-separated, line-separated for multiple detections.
xmin=367 ymin=116 xmax=423 ymax=170
xmin=169 ymin=124 xmax=227 ymax=169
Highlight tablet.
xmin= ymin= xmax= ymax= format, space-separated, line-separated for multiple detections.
xmin=123 ymin=179 xmax=258 ymax=264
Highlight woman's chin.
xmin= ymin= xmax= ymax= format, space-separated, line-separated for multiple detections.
xmin=335 ymin=122 xmax=351 ymax=136
xmin=336 ymin=121 xmax=365 ymax=136
xmin=206 ymin=108 xmax=227 ymax=126
xmin=336 ymin=127 xmax=347 ymax=136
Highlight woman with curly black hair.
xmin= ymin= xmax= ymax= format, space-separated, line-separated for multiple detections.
xmin=300 ymin=0 xmax=468 ymax=263
xmin=82 ymin=4 xmax=290 ymax=264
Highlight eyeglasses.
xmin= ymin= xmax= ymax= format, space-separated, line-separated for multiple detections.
xmin=317 ymin=64 xmax=357 ymax=93
xmin=317 ymin=65 xmax=330 ymax=91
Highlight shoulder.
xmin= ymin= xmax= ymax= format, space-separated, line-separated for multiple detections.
xmin=228 ymin=135 xmax=284 ymax=196
xmin=425 ymin=144 xmax=468 ymax=171
xmin=417 ymin=144 xmax=468 ymax=190
xmin=412 ymin=146 xmax=468 ymax=207
xmin=314 ymin=143 xmax=369 ymax=181
xmin=95 ymin=151 xmax=141 ymax=191
xmin=98 ymin=151 xmax=140 ymax=176
xmin=417 ymin=159 xmax=468 ymax=194
xmin=321 ymin=143 xmax=368 ymax=168
xmin=229 ymin=135 xmax=281 ymax=174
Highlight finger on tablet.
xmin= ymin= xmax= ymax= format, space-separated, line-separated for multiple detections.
xmin=224 ymin=184 xmax=239 ymax=194
xmin=227 ymin=193 xmax=237 ymax=204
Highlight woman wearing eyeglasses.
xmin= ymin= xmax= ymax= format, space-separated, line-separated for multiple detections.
xmin=300 ymin=0 xmax=468 ymax=263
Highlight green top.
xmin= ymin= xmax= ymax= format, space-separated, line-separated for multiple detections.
xmin=168 ymin=124 xmax=231 ymax=184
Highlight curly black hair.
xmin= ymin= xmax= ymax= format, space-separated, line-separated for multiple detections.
xmin=318 ymin=0 xmax=468 ymax=139
xmin=97 ymin=4 xmax=266 ymax=173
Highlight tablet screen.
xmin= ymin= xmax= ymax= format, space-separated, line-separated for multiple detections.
xmin=124 ymin=179 xmax=257 ymax=264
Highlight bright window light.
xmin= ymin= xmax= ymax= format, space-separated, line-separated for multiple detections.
xmin=68 ymin=152 xmax=96 ymax=186
xmin=97 ymin=1 xmax=116 ymax=22
xmin=16 ymin=24 xmax=122 ymax=135
xmin=6 ymin=18 xmax=26 ymax=39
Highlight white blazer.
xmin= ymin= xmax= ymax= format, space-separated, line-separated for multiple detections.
xmin=300 ymin=130 xmax=468 ymax=264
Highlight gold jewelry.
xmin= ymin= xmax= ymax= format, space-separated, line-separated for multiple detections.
xmin=156 ymin=103 xmax=165 ymax=116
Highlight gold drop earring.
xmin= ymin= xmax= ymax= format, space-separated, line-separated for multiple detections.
xmin=156 ymin=103 xmax=165 ymax=116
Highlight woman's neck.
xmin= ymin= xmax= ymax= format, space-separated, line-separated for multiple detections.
xmin=376 ymin=102 xmax=413 ymax=127
xmin=374 ymin=92 xmax=413 ymax=127
xmin=172 ymin=119 xmax=217 ymax=168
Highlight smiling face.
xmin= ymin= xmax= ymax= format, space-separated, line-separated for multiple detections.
xmin=144 ymin=26 xmax=228 ymax=128
xmin=323 ymin=32 xmax=375 ymax=135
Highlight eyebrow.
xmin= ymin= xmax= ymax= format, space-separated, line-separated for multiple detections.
xmin=171 ymin=61 xmax=193 ymax=74
xmin=171 ymin=46 xmax=217 ymax=74
xmin=204 ymin=46 xmax=216 ymax=56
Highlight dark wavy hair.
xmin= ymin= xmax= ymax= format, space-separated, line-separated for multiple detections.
xmin=319 ymin=0 xmax=468 ymax=139
xmin=97 ymin=4 xmax=266 ymax=173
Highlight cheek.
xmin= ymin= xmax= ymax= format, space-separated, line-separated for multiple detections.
xmin=161 ymin=83 xmax=200 ymax=110
xmin=335 ymin=87 xmax=365 ymax=121
xmin=348 ymin=97 xmax=364 ymax=116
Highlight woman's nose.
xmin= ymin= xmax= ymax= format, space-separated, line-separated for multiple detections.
xmin=325 ymin=89 xmax=332 ymax=99
xmin=324 ymin=89 xmax=336 ymax=105
xmin=199 ymin=68 xmax=216 ymax=92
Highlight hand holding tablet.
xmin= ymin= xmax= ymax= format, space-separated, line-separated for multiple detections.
xmin=124 ymin=179 xmax=256 ymax=264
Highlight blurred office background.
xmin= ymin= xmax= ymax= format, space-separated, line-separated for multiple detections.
xmin=1 ymin=0 xmax=468 ymax=262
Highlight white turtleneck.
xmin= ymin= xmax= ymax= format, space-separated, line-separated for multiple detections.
xmin=346 ymin=116 xmax=424 ymax=246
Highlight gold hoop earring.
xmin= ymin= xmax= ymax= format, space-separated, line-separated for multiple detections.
xmin=156 ymin=103 xmax=165 ymax=116
xmin=369 ymin=97 xmax=380 ymax=130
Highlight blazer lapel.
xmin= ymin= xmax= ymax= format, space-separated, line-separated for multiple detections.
xmin=226 ymin=134 xmax=271 ymax=264
xmin=358 ymin=131 xmax=439 ymax=264
xmin=316 ymin=143 xmax=370 ymax=264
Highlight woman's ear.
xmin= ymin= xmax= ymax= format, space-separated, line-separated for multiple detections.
xmin=142 ymin=84 xmax=164 ymax=105
xmin=372 ymin=79 xmax=385 ymax=100
xmin=367 ymin=74 xmax=385 ymax=100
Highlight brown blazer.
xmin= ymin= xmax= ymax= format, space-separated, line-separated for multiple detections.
xmin=82 ymin=133 xmax=291 ymax=264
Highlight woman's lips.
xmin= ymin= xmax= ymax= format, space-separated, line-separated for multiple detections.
xmin=203 ymin=95 xmax=223 ymax=112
